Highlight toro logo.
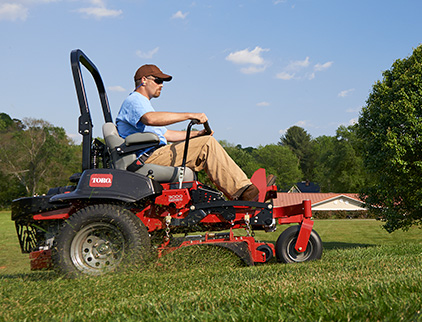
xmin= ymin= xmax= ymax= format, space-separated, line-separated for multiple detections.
xmin=89 ymin=174 xmax=113 ymax=188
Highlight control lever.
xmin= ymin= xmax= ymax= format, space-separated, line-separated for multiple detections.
xmin=178 ymin=120 xmax=212 ymax=188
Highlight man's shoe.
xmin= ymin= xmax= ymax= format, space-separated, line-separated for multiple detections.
xmin=266 ymin=174 xmax=276 ymax=186
xmin=265 ymin=174 xmax=278 ymax=200
xmin=239 ymin=184 xmax=259 ymax=201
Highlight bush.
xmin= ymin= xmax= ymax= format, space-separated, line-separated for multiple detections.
xmin=313 ymin=210 xmax=376 ymax=219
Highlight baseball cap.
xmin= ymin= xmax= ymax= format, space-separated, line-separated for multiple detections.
xmin=134 ymin=64 xmax=172 ymax=82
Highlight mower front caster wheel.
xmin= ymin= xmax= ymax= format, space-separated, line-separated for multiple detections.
xmin=275 ymin=225 xmax=322 ymax=263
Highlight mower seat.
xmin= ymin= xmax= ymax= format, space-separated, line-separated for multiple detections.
xmin=102 ymin=122 xmax=195 ymax=183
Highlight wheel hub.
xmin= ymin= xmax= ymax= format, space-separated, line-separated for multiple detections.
xmin=95 ymin=241 xmax=112 ymax=255
xmin=71 ymin=223 xmax=125 ymax=274
xmin=287 ymin=237 xmax=312 ymax=262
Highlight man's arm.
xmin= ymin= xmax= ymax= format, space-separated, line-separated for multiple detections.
xmin=141 ymin=111 xmax=208 ymax=126
xmin=164 ymin=129 xmax=210 ymax=142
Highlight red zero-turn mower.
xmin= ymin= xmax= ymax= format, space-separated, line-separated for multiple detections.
xmin=11 ymin=50 xmax=323 ymax=277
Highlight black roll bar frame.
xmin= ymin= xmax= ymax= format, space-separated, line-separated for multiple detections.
xmin=70 ymin=49 xmax=113 ymax=171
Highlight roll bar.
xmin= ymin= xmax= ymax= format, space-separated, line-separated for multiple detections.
xmin=70 ymin=49 xmax=112 ymax=171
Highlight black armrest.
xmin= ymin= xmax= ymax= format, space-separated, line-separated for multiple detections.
xmin=125 ymin=132 xmax=159 ymax=146
xmin=116 ymin=142 xmax=160 ymax=155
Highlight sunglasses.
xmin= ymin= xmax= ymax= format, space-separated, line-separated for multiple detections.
xmin=146 ymin=76 xmax=164 ymax=85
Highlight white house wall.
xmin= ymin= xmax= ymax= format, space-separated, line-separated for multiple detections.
xmin=312 ymin=197 xmax=366 ymax=211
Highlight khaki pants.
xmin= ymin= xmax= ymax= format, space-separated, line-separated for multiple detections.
xmin=146 ymin=136 xmax=251 ymax=199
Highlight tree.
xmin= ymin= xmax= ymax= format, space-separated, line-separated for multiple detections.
xmin=357 ymin=45 xmax=422 ymax=232
xmin=0 ymin=113 xmax=14 ymax=130
xmin=252 ymin=144 xmax=303 ymax=191
xmin=312 ymin=125 xmax=366 ymax=193
xmin=219 ymin=141 xmax=302 ymax=192
xmin=279 ymin=126 xmax=314 ymax=180
xmin=0 ymin=114 xmax=27 ymax=206
xmin=0 ymin=169 xmax=26 ymax=208
xmin=220 ymin=141 xmax=261 ymax=178
xmin=0 ymin=117 xmax=80 ymax=197
xmin=0 ymin=113 xmax=24 ymax=132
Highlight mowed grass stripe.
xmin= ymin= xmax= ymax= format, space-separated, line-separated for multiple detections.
xmin=1 ymin=211 xmax=421 ymax=321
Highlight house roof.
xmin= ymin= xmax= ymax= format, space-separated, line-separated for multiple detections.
xmin=273 ymin=193 xmax=365 ymax=211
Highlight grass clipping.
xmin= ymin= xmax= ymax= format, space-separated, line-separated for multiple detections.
xmin=156 ymin=244 xmax=246 ymax=271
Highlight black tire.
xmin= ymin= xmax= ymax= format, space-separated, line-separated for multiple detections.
xmin=275 ymin=225 xmax=322 ymax=263
xmin=257 ymin=244 xmax=274 ymax=263
xmin=52 ymin=204 xmax=151 ymax=277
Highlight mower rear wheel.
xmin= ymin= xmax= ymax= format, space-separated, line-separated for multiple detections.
xmin=275 ymin=225 xmax=322 ymax=263
xmin=52 ymin=204 xmax=151 ymax=277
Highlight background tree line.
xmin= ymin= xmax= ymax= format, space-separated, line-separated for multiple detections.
xmin=1 ymin=44 xmax=422 ymax=232
xmin=0 ymin=113 xmax=81 ymax=208
xmin=219 ymin=123 xmax=367 ymax=193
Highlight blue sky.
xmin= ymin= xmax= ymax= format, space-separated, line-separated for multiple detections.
xmin=1 ymin=0 xmax=421 ymax=147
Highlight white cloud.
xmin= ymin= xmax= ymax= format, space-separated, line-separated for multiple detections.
xmin=89 ymin=0 xmax=106 ymax=6
xmin=0 ymin=3 xmax=28 ymax=21
xmin=338 ymin=88 xmax=355 ymax=98
xmin=286 ymin=57 xmax=310 ymax=71
xmin=171 ymin=10 xmax=188 ymax=19
xmin=276 ymin=71 xmax=295 ymax=80
xmin=0 ymin=1 xmax=62 ymax=22
xmin=0 ymin=0 xmax=123 ymax=21
xmin=77 ymin=6 xmax=122 ymax=18
xmin=257 ymin=101 xmax=270 ymax=107
xmin=108 ymin=85 xmax=126 ymax=92
xmin=76 ymin=0 xmax=122 ymax=19
xmin=314 ymin=61 xmax=333 ymax=71
xmin=240 ymin=65 xmax=267 ymax=74
xmin=226 ymin=46 xmax=269 ymax=66
xmin=136 ymin=47 xmax=159 ymax=59
xmin=277 ymin=57 xmax=333 ymax=81
xmin=307 ymin=72 xmax=315 ymax=80
xmin=276 ymin=57 xmax=310 ymax=80
xmin=226 ymin=46 xmax=269 ymax=74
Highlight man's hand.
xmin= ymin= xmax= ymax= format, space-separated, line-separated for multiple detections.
xmin=195 ymin=128 xmax=214 ymax=137
xmin=190 ymin=113 xmax=208 ymax=124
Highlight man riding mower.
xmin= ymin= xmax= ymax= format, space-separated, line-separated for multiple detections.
xmin=11 ymin=50 xmax=323 ymax=277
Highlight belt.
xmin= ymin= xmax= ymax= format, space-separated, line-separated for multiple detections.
xmin=127 ymin=146 xmax=161 ymax=173
xmin=139 ymin=146 xmax=161 ymax=163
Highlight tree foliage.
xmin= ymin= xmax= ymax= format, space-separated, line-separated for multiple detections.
xmin=279 ymin=126 xmax=314 ymax=180
xmin=313 ymin=125 xmax=366 ymax=193
xmin=221 ymin=141 xmax=303 ymax=191
xmin=0 ymin=113 xmax=14 ymax=130
xmin=252 ymin=144 xmax=303 ymax=191
xmin=0 ymin=116 xmax=80 ymax=200
xmin=357 ymin=45 xmax=422 ymax=232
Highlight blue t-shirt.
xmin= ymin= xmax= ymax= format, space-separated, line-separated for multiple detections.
xmin=116 ymin=92 xmax=167 ymax=155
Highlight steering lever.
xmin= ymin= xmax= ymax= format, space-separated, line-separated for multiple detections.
xmin=178 ymin=120 xmax=212 ymax=188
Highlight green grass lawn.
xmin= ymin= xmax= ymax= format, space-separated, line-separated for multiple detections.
xmin=1 ymin=211 xmax=422 ymax=321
